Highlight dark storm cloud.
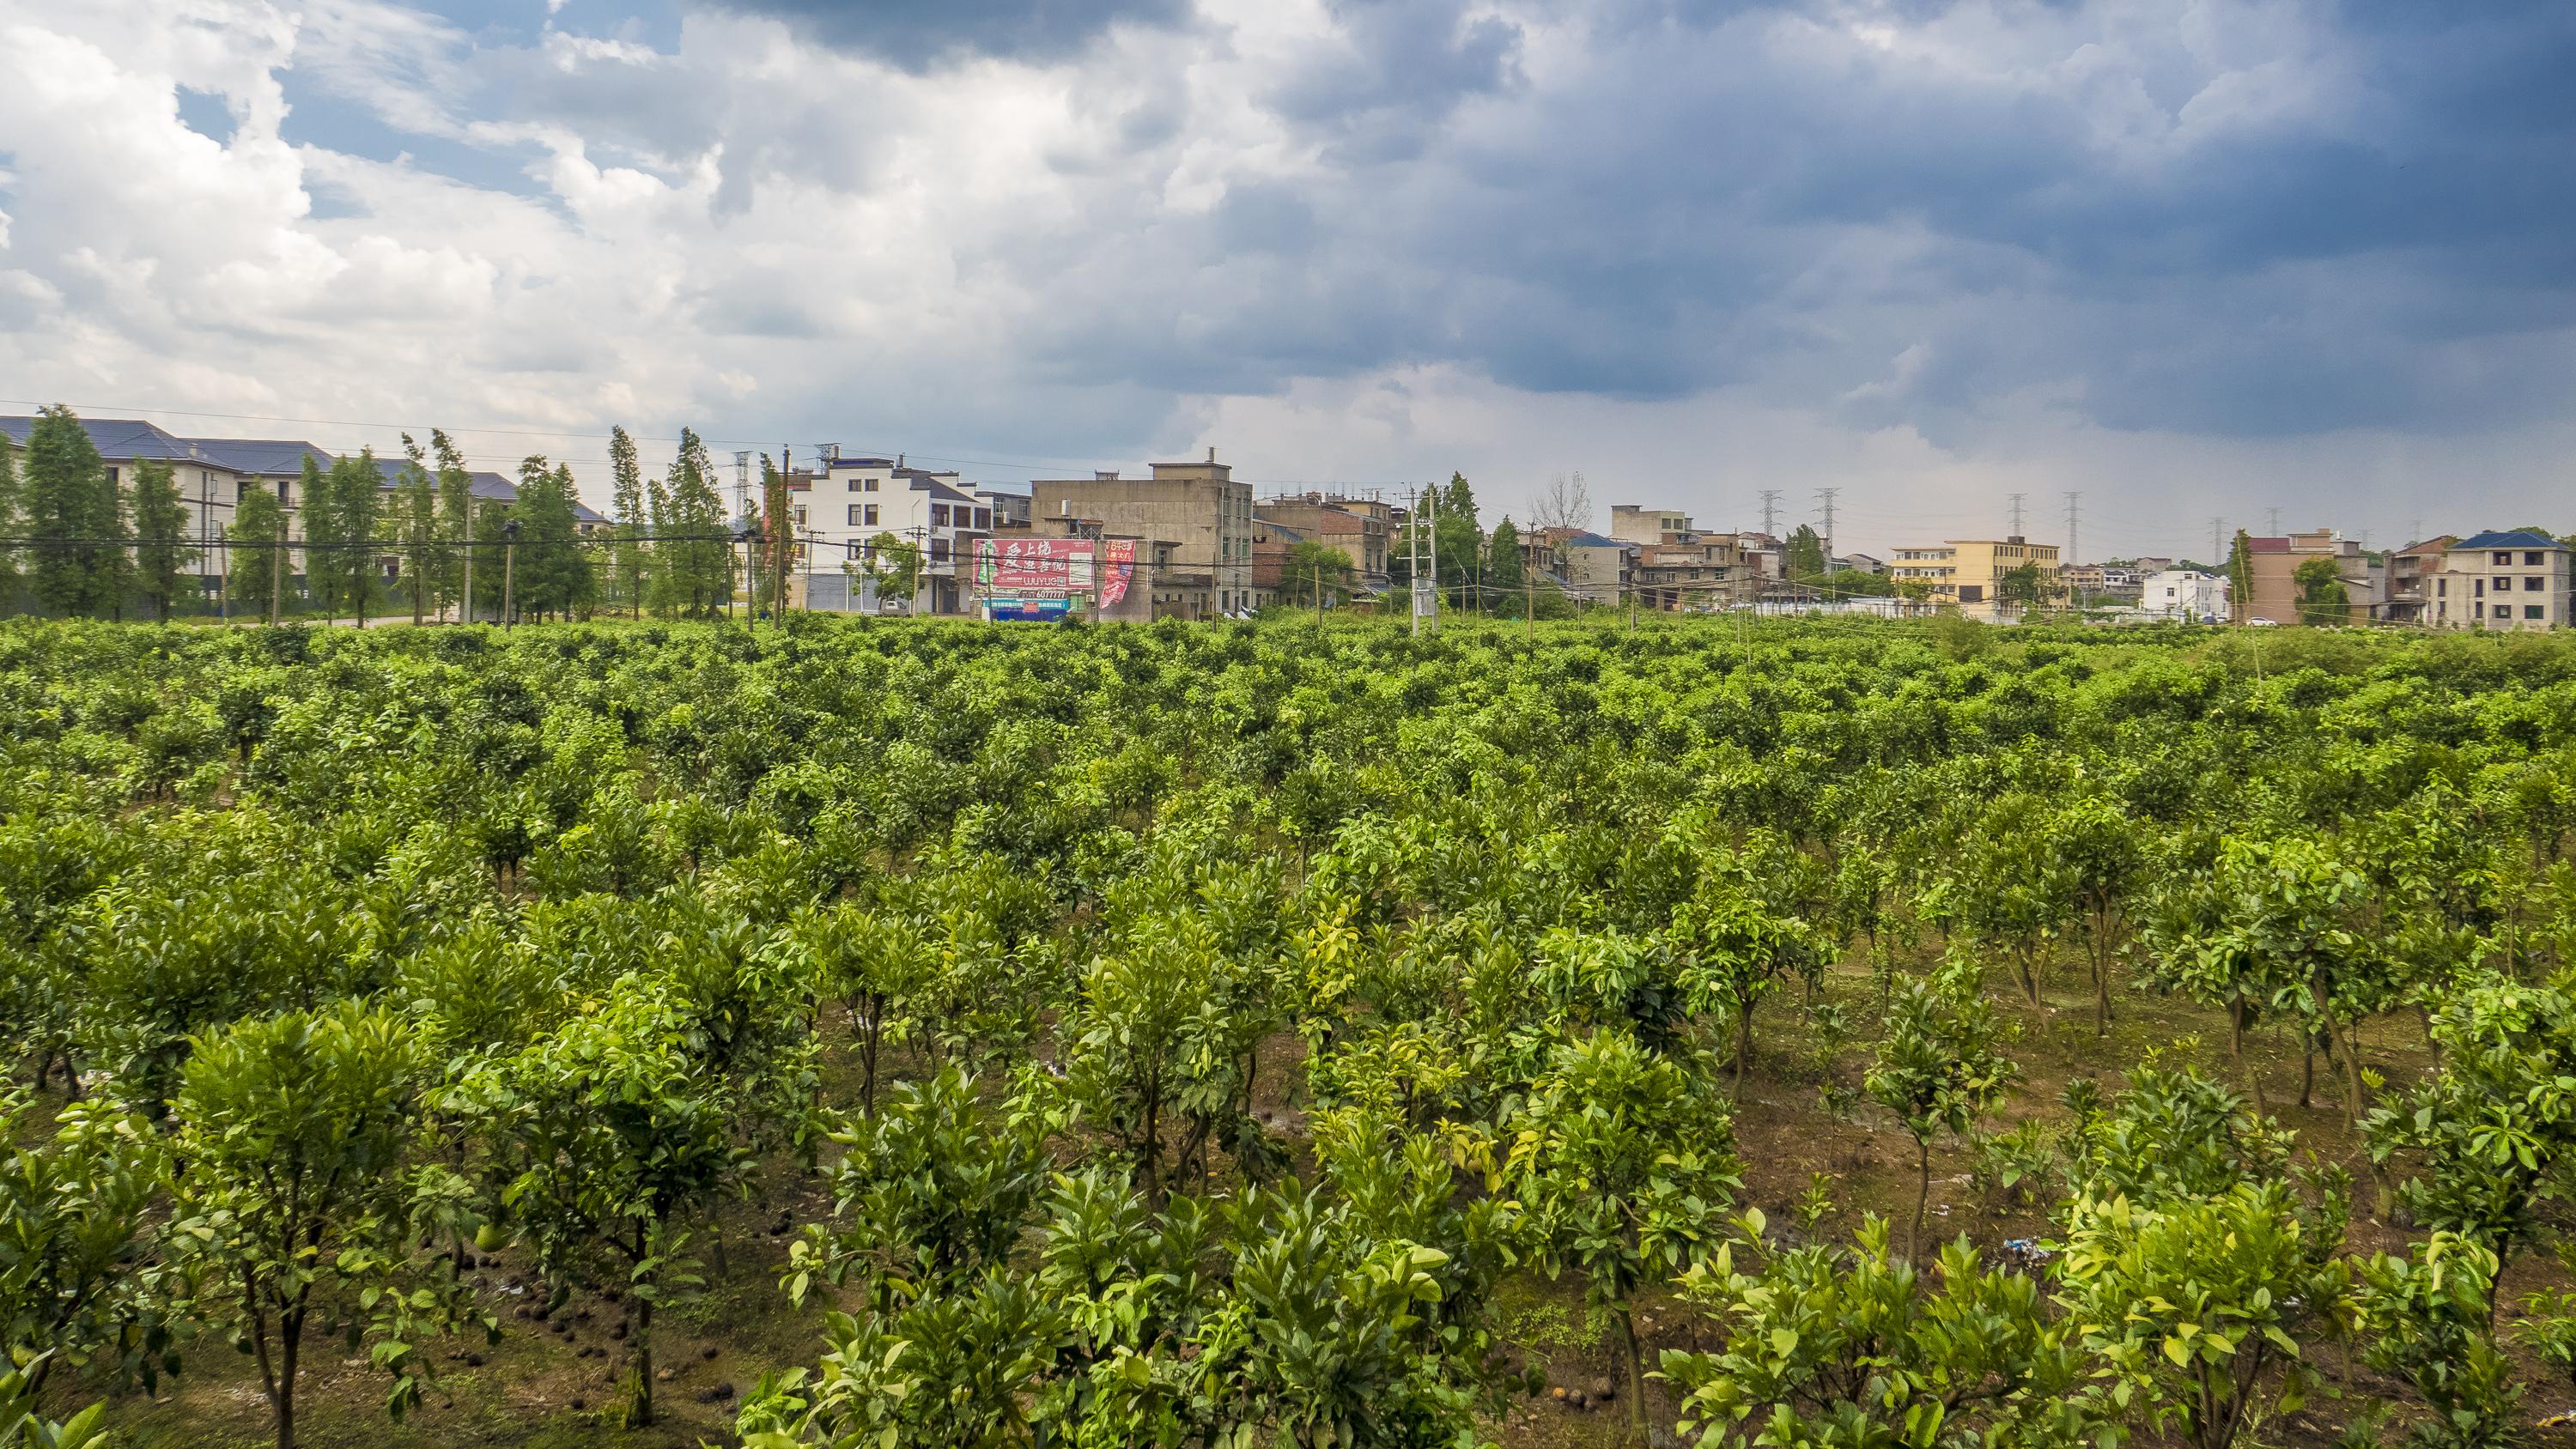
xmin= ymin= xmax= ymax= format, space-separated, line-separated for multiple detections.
xmin=1095 ymin=0 xmax=2576 ymax=437
xmin=698 ymin=0 xmax=1194 ymax=68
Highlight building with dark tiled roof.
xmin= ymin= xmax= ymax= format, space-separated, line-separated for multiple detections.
xmin=0 ymin=415 xmax=606 ymax=603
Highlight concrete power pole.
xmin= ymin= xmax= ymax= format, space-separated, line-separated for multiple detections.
xmin=1814 ymin=487 xmax=1839 ymax=578
xmin=2063 ymin=490 xmax=2082 ymax=610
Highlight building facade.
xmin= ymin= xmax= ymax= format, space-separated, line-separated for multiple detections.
xmin=1030 ymin=452 xmax=1262 ymax=615
xmin=805 ymin=452 xmax=993 ymax=614
xmin=2426 ymin=530 xmax=2572 ymax=630
xmin=1890 ymin=537 xmax=2063 ymax=620
xmin=2235 ymin=530 xmax=2379 ymax=625
xmin=2138 ymin=568 xmax=2229 ymax=622
xmin=1254 ymin=494 xmax=1392 ymax=587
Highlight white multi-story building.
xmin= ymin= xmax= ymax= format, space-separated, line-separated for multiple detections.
xmin=2427 ymin=530 xmax=2572 ymax=631
xmin=802 ymin=452 xmax=996 ymax=615
xmin=2138 ymin=567 xmax=2228 ymax=622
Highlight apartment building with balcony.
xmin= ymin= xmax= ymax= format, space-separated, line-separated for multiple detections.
xmin=1889 ymin=537 xmax=2062 ymax=621
xmin=2425 ymin=530 xmax=2572 ymax=631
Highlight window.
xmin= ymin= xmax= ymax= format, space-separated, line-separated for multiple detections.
xmin=848 ymin=476 xmax=862 ymax=493
xmin=105 ymin=467 xmax=119 ymax=485
xmin=2529 ymin=552 xmax=2548 ymax=567
xmin=849 ymin=505 xmax=864 ymax=526
xmin=863 ymin=505 xmax=878 ymax=526
xmin=930 ymin=539 xmax=951 ymax=562
xmin=2495 ymin=552 xmax=2513 ymax=565
xmin=2474 ymin=603 xmax=2485 ymax=618
xmin=2530 ymin=578 xmax=2547 ymax=591
xmin=863 ymin=476 xmax=878 ymax=493
xmin=974 ymin=509 xmax=990 ymax=530
xmin=792 ymin=506 xmax=806 ymax=526
xmin=2476 ymin=578 xmax=2487 ymax=597
xmin=931 ymin=505 xmax=949 ymax=527
xmin=278 ymin=480 xmax=293 ymax=505
xmin=238 ymin=480 xmax=253 ymax=502
xmin=2437 ymin=578 xmax=2448 ymax=596
xmin=2528 ymin=605 xmax=2547 ymax=621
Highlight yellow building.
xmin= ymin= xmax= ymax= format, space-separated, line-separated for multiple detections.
xmin=1889 ymin=537 xmax=2062 ymax=620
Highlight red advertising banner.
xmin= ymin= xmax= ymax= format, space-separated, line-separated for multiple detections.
xmin=975 ymin=537 xmax=1139 ymax=609
xmin=977 ymin=537 xmax=1090 ymax=591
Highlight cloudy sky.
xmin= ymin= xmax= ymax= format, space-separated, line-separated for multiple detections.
xmin=1 ymin=0 xmax=2569 ymax=557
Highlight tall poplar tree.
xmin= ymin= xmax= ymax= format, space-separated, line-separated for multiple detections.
xmin=609 ymin=425 xmax=647 ymax=618
xmin=434 ymin=430 xmax=475 ymax=620
xmin=395 ymin=435 xmax=439 ymax=624
xmin=130 ymin=458 xmax=197 ymax=621
xmin=651 ymin=427 xmax=730 ymax=618
xmin=510 ymin=456 xmax=593 ymax=621
xmin=290 ymin=455 xmax=333 ymax=617
xmin=22 ymin=406 xmax=125 ymax=617
xmin=0 ymin=429 xmax=21 ymax=603
xmin=228 ymin=485 xmax=287 ymax=617
xmin=313 ymin=451 xmax=385 ymax=626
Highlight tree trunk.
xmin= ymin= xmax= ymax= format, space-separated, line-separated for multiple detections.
xmin=2093 ymin=943 xmax=2111 ymax=1037
xmin=1612 ymin=1300 xmax=1651 ymax=1447
xmin=1735 ymin=1003 xmax=1753 ymax=1093
xmin=276 ymin=1320 xmax=302 ymax=1449
xmin=2230 ymin=997 xmax=2265 ymax=1119
xmin=1911 ymin=1137 xmax=1932 ymax=1263
xmin=620 ymin=1289 xmax=654 ymax=1427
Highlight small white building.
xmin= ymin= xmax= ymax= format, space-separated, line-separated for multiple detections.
xmin=2138 ymin=568 xmax=2228 ymax=623
xmin=804 ymin=452 xmax=995 ymax=614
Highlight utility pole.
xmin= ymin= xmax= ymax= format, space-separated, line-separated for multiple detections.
xmin=1814 ymin=487 xmax=1840 ymax=576
xmin=2008 ymin=492 xmax=2026 ymax=537
xmin=501 ymin=518 xmax=519 ymax=629
xmin=1759 ymin=489 xmax=1781 ymax=539
xmin=461 ymin=502 xmax=476 ymax=624
xmin=1407 ymin=482 xmax=1420 ymax=639
xmin=270 ymin=515 xmax=284 ymax=625
xmin=2063 ymin=490 xmax=2081 ymax=612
